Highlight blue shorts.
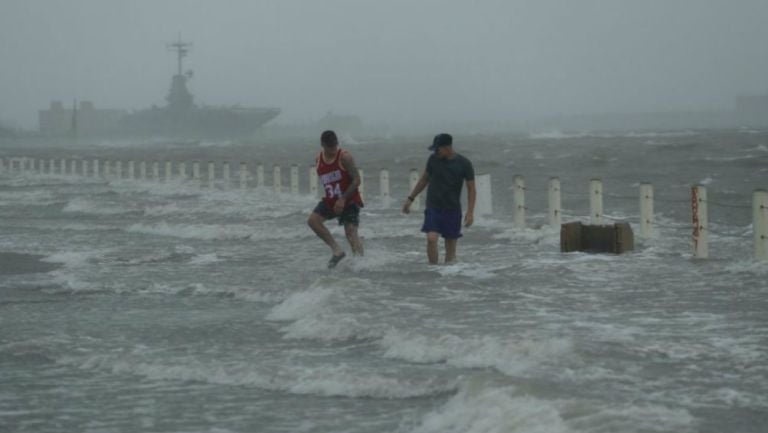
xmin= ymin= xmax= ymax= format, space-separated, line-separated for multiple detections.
xmin=421 ymin=208 xmax=462 ymax=239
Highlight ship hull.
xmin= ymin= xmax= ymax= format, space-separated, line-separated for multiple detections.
xmin=117 ymin=106 xmax=281 ymax=139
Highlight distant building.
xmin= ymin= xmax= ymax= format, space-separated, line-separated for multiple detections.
xmin=38 ymin=101 xmax=125 ymax=136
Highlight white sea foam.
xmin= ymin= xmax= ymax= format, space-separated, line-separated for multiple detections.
xmin=42 ymin=250 xmax=109 ymax=268
xmin=568 ymin=403 xmax=695 ymax=433
xmin=528 ymin=130 xmax=588 ymax=140
xmin=380 ymin=330 xmax=573 ymax=376
xmin=45 ymin=271 xmax=102 ymax=293
xmin=117 ymin=281 xmax=284 ymax=302
xmin=435 ymin=262 xmax=499 ymax=280
xmin=491 ymin=225 xmax=559 ymax=244
xmin=527 ymin=129 xmax=697 ymax=141
xmin=410 ymin=379 xmax=568 ymax=433
xmin=125 ymin=222 xmax=255 ymax=240
xmin=64 ymin=354 xmax=456 ymax=399
xmin=265 ymin=279 xmax=337 ymax=321
xmin=188 ymin=253 xmax=222 ymax=265
xmin=0 ymin=189 xmax=58 ymax=206
xmin=266 ymin=277 xmax=389 ymax=341
xmin=63 ymin=197 xmax=134 ymax=215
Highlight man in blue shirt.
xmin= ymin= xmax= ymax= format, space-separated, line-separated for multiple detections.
xmin=402 ymin=133 xmax=476 ymax=265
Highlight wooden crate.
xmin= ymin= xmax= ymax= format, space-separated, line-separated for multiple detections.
xmin=560 ymin=221 xmax=634 ymax=254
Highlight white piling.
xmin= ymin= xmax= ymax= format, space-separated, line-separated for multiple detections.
xmin=221 ymin=161 xmax=230 ymax=188
xmin=81 ymin=159 xmax=89 ymax=177
xmin=207 ymin=161 xmax=215 ymax=187
xmin=92 ymin=159 xmax=100 ymax=177
xmin=60 ymin=159 xmax=67 ymax=175
xmin=192 ymin=161 xmax=200 ymax=182
xmin=590 ymin=178 xmax=604 ymax=225
xmin=290 ymin=164 xmax=299 ymax=195
xmin=358 ymin=168 xmax=365 ymax=201
xmin=222 ymin=161 xmax=231 ymax=188
xmin=139 ymin=161 xmax=147 ymax=180
xmin=753 ymin=189 xmax=768 ymax=261
xmin=178 ymin=162 xmax=187 ymax=180
xmin=0 ymin=157 xmax=4 ymax=173
xmin=152 ymin=161 xmax=159 ymax=182
xmin=70 ymin=159 xmax=77 ymax=176
xmin=475 ymin=173 xmax=493 ymax=217
xmin=273 ymin=165 xmax=282 ymax=193
xmin=513 ymin=175 xmax=525 ymax=227
xmin=379 ymin=169 xmax=390 ymax=207
xmin=127 ymin=161 xmax=135 ymax=180
xmin=256 ymin=164 xmax=264 ymax=188
xmin=309 ymin=165 xmax=318 ymax=197
xmin=221 ymin=161 xmax=229 ymax=189
xmin=692 ymin=185 xmax=708 ymax=259
xmin=549 ymin=177 xmax=561 ymax=228
xmin=103 ymin=160 xmax=111 ymax=178
xmin=239 ymin=162 xmax=248 ymax=189
xmin=115 ymin=161 xmax=122 ymax=179
xmin=409 ymin=169 xmax=421 ymax=211
xmin=639 ymin=183 xmax=654 ymax=239
xmin=50 ymin=159 xmax=56 ymax=174
xmin=192 ymin=161 xmax=200 ymax=181
xmin=165 ymin=161 xmax=172 ymax=181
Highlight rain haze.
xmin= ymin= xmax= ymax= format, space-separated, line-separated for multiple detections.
xmin=2 ymin=0 xmax=768 ymax=131
xmin=3 ymin=2 xmax=768 ymax=433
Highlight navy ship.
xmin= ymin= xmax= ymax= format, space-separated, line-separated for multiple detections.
xmin=117 ymin=39 xmax=280 ymax=139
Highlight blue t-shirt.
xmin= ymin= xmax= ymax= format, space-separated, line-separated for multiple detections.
xmin=425 ymin=153 xmax=474 ymax=210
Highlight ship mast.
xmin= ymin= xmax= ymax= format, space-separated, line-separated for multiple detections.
xmin=165 ymin=35 xmax=194 ymax=112
xmin=168 ymin=35 xmax=191 ymax=77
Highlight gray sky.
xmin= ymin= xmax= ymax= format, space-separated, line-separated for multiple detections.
xmin=1 ymin=0 xmax=767 ymax=129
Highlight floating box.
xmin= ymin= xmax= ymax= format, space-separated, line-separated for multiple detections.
xmin=560 ymin=221 xmax=634 ymax=254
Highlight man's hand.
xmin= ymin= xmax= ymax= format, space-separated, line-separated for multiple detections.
xmin=401 ymin=199 xmax=411 ymax=214
xmin=464 ymin=210 xmax=474 ymax=227
xmin=333 ymin=197 xmax=346 ymax=215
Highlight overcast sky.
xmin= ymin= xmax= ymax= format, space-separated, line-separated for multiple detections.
xmin=1 ymin=0 xmax=767 ymax=129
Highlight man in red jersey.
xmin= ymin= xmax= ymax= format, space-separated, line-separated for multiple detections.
xmin=307 ymin=130 xmax=364 ymax=268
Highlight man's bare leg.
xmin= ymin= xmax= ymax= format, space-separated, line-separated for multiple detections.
xmin=444 ymin=238 xmax=458 ymax=264
xmin=308 ymin=213 xmax=343 ymax=256
xmin=344 ymin=224 xmax=364 ymax=256
xmin=426 ymin=232 xmax=440 ymax=265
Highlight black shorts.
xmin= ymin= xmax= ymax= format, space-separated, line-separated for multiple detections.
xmin=313 ymin=201 xmax=361 ymax=226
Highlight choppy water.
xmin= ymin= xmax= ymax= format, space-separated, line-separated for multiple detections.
xmin=1 ymin=129 xmax=767 ymax=433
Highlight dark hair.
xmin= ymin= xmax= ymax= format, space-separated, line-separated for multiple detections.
xmin=321 ymin=130 xmax=338 ymax=146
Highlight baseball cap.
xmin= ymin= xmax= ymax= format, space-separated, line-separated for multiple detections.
xmin=428 ymin=133 xmax=453 ymax=151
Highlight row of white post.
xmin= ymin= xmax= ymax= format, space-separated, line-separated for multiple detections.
xmin=509 ymin=175 xmax=767 ymax=261
xmin=1 ymin=157 xmax=766 ymax=260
